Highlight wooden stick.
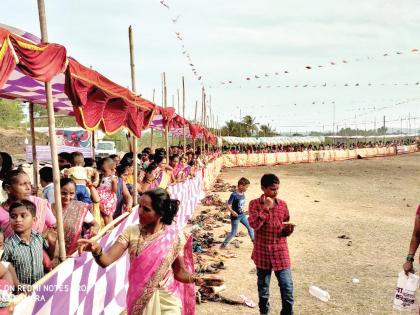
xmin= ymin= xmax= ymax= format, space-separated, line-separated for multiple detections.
xmin=163 ymin=72 xmax=169 ymax=162
xmin=161 ymin=74 xmax=165 ymax=145
xmin=201 ymin=88 xmax=204 ymax=152
xmin=29 ymin=103 xmax=38 ymax=190
xmin=177 ymin=90 xmax=180 ymax=114
xmin=203 ymin=90 xmax=207 ymax=152
xmin=37 ymin=0 xmax=66 ymax=262
xmin=151 ymin=89 xmax=155 ymax=150
xmin=194 ymin=100 xmax=197 ymax=152
xmin=91 ymin=130 xmax=95 ymax=159
xmin=182 ymin=77 xmax=186 ymax=153
xmin=128 ymin=25 xmax=138 ymax=206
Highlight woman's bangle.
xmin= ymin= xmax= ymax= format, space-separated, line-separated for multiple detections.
xmin=407 ymin=254 xmax=415 ymax=262
xmin=93 ymin=247 xmax=103 ymax=259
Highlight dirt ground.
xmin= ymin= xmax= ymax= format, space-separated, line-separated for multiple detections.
xmin=195 ymin=153 xmax=420 ymax=315
xmin=0 ymin=127 xmax=48 ymax=160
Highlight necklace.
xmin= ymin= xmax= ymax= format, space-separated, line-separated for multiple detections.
xmin=135 ymin=224 xmax=165 ymax=256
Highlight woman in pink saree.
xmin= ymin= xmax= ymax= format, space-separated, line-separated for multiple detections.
xmin=55 ymin=178 xmax=99 ymax=256
xmin=78 ymin=188 xmax=201 ymax=315
xmin=0 ymin=169 xmax=56 ymax=238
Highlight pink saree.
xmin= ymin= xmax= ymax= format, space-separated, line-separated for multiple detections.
xmin=0 ymin=196 xmax=54 ymax=238
xmin=127 ymin=226 xmax=195 ymax=315
xmin=62 ymin=200 xmax=89 ymax=255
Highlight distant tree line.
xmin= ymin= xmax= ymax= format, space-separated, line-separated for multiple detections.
xmin=221 ymin=115 xmax=278 ymax=137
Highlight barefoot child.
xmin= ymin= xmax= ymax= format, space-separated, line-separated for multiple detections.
xmin=220 ymin=177 xmax=254 ymax=248
xmin=97 ymin=158 xmax=118 ymax=226
xmin=248 ymin=173 xmax=295 ymax=315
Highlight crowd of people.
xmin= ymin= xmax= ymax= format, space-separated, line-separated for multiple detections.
xmin=0 ymin=146 xmax=221 ymax=306
xmin=223 ymin=139 xmax=417 ymax=154
xmin=0 ymin=136 xmax=418 ymax=314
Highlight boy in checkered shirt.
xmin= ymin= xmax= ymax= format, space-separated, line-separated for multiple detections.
xmin=248 ymin=173 xmax=295 ymax=315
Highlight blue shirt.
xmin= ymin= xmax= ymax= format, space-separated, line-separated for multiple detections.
xmin=228 ymin=191 xmax=246 ymax=215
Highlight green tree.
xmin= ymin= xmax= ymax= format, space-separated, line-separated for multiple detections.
xmin=258 ymin=124 xmax=277 ymax=137
xmin=0 ymin=99 xmax=24 ymax=128
xmin=241 ymin=115 xmax=259 ymax=136
xmin=222 ymin=120 xmax=241 ymax=136
xmin=33 ymin=103 xmax=76 ymax=127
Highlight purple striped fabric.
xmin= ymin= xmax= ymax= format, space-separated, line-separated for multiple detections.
xmin=13 ymin=166 xmax=216 ymax=314
xmin=25 ymin=145 xmax=92 ymax=162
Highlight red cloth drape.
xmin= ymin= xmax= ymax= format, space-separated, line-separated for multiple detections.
xmin=0 ymin=33 xmax=16 ymax=88
xmin=188 ymin=123 xmax=202 ymax=139
xmin=65 ymin=59 xmax=155 ymax=137
xmin=9 ymin=36 xmax=67 ymax=82
xmin=0 ymin=29 xmax=66 ymax=89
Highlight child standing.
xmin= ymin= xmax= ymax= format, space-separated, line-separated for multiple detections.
xmin=64 ymin=152 xmax=99 ymax=205
xmin=97 ymin=158 xmax=118 ymax=225
xmin=248 ymin=173 xmax=295 ymax=315
xmin=39 ymin=167 xmax=54 ymax=204
xmin=1 ymin=200 xmax=55 ymax=286
xmin=220 ymin=177 xmax=254 ymax=248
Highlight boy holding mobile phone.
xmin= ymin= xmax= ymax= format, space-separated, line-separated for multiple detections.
xmin=248 ymin=173 xmax=295 ymax=315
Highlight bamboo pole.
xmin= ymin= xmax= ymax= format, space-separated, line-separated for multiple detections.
xmin=182 ymin=77 xmax=186 ymax=153
xmin=200 ymin=88 xmax=204 ymax=152
xmin=203 ymin=91 xmax=207 ymax=152
xmin=29 ymin=103 xmax=39 ymax=190
xmin=161 ymin=74 xmax=165 ymax=146
xmin=128 ymin=25 xmax=138 ymax=206
xmin=193 ymin=100 xmax=197 ymax=152
xmin=36 ymin=0 xmax=66 ymax=262
xmin=150 ymin=89 xmax=155 ymax=150
xmin=91 ymin=130 xmax=95 ymax=159
xmin=163 ymin=72 xmax=169 ymax=162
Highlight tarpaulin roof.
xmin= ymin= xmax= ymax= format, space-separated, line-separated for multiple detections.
xmin=0 ymin=24 xmax=214 ymax=140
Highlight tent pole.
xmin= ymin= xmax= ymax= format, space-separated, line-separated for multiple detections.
xmin=91 ymin=130 xmax=95 ymax=159
xmin=128 ymin=25 xmax=138 ymax=206
xmin=163 ymin=72 xmax=169 ymax=162
xmin=36 ymin=0 xmax=66 ymax=262
xmin=29 ymin=102 xmax=39 ymax=191
xmin=203 ymin=91 xmax=207 ymax=153
xmin=193 ymin=100 xmax=197 ymax=153
xmin=182 ymin=77 xmax=186 ymax=154
xmin=201 ymin=88 xmax=204 ymax=153
xmin=151 ymin=89 xmax=155 ymax=150
xmin=150 ymin=128 xmax=154 ymax=150
xmin=161 ymin=74 xmax=165 ymax=148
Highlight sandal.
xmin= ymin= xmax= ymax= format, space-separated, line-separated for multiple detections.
xmin=239 ymin=294 xmax=257 ymax=308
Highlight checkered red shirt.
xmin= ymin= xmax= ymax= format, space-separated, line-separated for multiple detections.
xmin=248 ymin=194 xmax=291 ymax=271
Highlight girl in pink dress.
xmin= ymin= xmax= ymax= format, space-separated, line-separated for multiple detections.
xmin=97 ymin=158 xmax=117 ymax=225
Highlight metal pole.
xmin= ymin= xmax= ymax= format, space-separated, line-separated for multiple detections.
xmin=29 ymin=103 xmax=39 ymax=190
xmin=36 ymin=0 xmax=66 ymax=262
xmin=128 ymin=25 xmax=138 ymax=206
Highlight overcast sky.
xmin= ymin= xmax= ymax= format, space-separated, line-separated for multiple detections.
xmin=2 ymin=0 xmax=420 ymax=133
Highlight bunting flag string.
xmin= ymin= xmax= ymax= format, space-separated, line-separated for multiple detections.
xmin=254 ymin=97 xmax=420 ymax=129
xmin=157 ymin=0 xmax=206 ymax=87
xmin=215 ymin=48 xmax=419 ymax=87
xmin=217 ymin=80 xmax=420 ymax=89
xmin=157 ymin=0 xmax=419 ymax=92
